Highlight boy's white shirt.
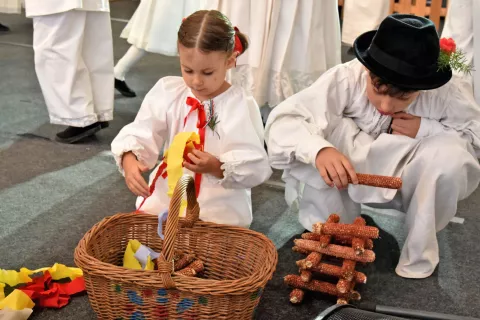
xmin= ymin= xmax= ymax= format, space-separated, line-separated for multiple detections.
xmin=111 ymin=77 xmax=272 ymax=228
xmin=266 ymin=58 xmax=480 ymax=211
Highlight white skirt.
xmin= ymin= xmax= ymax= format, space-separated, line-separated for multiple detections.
xmin=254 ymin=0 xmax=342 ymax=108
xmin=441 ymin=0 xmax=480 ymax=104
xmin=0 ymin=0 xmax=22 ymax=14
xmin=217 ymin=0 xmax=274 ymax=98
xmin=341 ymin=0 xmax=390 ymax=46
xmin=120 ymin=0 xmax=216 ymax=56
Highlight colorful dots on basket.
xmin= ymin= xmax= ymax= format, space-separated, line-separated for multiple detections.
xmin=127 ymin=290 xmax=144 ymax=305
xmin=114 ymin=284 xmax=122 ymax=293
xmin=157 ymin=296 xmax=169 ymax=304
xmin=250 ymin=288 xmax=263 ymax=300
xmin=142 ymin=289 xmax=153 ymax=298
xmin=129 ymin=311 xmax=145 ymax=320
xmin=155 ymin=305 xmax=169 ymax=318
xmin=124 ymin=304 xmax=136 ymax=313
xmin=198 ymin=296 xmax=208 ymax=305
xmin=157 ymin=289 xmax=168 ymax=304
xmin=176 ymin=298 xmax=194 ymax=314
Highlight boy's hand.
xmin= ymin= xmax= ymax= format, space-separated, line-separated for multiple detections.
xmin=184 ymin=149 xmax=224 ymax=179
xmin=315 ymin=147 xmax=358 ymax=189
xmin=391 ymin=112 xmax=421 ymax=138
xmin=122 ymin=152 xmax=150 ymax=198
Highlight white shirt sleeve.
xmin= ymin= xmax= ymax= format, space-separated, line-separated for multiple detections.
xmin=207 ymin=94 xmax=272 ymax=189
xmin=111 ymin=79 xmax=169 ymax=173
xmin=416 ymin=117 xmax=454 ymax=139
xmin=415 ymin=81 xmax=480 ymax=156
xmin=265 ymin=63 xmax=353 ymax=169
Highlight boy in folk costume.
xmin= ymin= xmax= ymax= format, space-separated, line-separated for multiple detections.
xmin=25 ymin=0 xmax=114 ymax=143
xmin=265 ymin=14 xmax=480 ymax=278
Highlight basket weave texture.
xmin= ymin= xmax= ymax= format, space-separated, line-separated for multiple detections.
xmin=74 ymin=175 xmax=278 ymax=319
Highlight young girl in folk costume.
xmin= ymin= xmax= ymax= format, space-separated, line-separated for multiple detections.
xmin=266 ymin=14 xmax=480 ymax=279
xmin=112 ymin=10 xmax=272 ymax=228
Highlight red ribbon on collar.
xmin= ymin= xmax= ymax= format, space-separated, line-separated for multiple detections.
xmin=136 ymin=97 xmax=206 ymax=213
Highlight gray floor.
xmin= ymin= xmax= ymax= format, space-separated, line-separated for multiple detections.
xmin=1 ymin=2 xmax=479 ymax=319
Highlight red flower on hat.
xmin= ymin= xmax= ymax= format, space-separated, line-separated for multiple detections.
xmin=437 ymin=37 xmax=473 ymax=74
xmin=440 ymin=38 xmax=456 ymax=56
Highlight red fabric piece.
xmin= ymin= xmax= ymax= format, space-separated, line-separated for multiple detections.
xmin=185 ymin=97 xmax=207 ymax=198
xmin=136 ymin=161 xmax=168 ymax=212
xmin=18 ymin=271 xmax=85 ymax=309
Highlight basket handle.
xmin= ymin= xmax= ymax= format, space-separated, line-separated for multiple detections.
xmin=157 ymin=175 xmax=200 ymax=288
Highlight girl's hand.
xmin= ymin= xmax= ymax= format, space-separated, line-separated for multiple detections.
xmin=391 ymin=112 xmax=421 ymax=138
xmin=315 ymin=147 xmax=358 ymax=189
xmin=122 ymin=152 xmax=150 ymax=198
xmin=183 ymin=149 xmax=224 ymax=178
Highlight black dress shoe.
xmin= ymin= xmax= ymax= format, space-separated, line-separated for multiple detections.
xmin=115 ymin=78 xmax=136 ymax=97
xmin=99 ymin=121 xmax=109 ymax=129
xmin=0 ymin=23 xmax=10 ymax=32
xmin=55 ymin=122 xmax=102 ymax=144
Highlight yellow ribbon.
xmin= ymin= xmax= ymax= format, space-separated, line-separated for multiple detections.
xmin=166 ymin=132 xmax=199 ymax=197
xmin=164 ymin=132 xmax=199 ymax=216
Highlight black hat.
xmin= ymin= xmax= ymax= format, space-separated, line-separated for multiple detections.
xmin=354 ymin=14 xmax=452 ymax=90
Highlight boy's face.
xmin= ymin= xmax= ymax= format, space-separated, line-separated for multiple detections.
xmin=178 ymin=43 xmax=236 ymax=101
xmin=366 ymin=73 xmax=419 ymax=116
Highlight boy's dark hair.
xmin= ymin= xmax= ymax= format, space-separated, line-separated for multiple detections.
xmin=369 ymin=71 xmax=417 ymax=98
xmin=178 ymin=10 xmax=249 ymax=56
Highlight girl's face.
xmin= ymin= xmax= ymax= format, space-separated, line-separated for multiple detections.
xmin=178 ymin=43 xmax=236 ymax=101
xmin=365 ymin=73 xmax=420 ymax=116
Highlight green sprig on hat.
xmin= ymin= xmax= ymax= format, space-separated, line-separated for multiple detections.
xmin=438 ymin=38 xmax=474 ymax=74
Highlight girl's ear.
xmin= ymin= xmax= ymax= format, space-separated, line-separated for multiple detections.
xmin=225 ymin=52 xmax=237 ymax=69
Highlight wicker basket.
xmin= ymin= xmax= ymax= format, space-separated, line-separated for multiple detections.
xmin=74 ymin=175 xmax=278 ymax=319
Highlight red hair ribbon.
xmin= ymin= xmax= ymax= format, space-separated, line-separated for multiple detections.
xmin=234 ymin=26 xmax=243 ymax=54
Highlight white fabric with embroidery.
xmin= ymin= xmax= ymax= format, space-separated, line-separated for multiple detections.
xmin=253 ymin=0 xmax=342 ymax=108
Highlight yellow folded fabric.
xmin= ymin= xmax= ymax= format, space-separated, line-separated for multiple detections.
xmin=0 ymin=290 xmax=34 ymax=311
xmin=0 ymin=270 xmax=31 ymax=288
xmin=20 ymin=263 xmax=83 ymax=281
xmin=123 ymin=240 xmax=154 ymax=270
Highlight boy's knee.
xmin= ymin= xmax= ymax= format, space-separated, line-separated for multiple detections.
xmin=414 ymin=134 xmax=480 ymax=184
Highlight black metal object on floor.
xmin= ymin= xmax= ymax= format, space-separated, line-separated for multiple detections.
xmin=315 ymin=303 xmax=480 ymax=320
